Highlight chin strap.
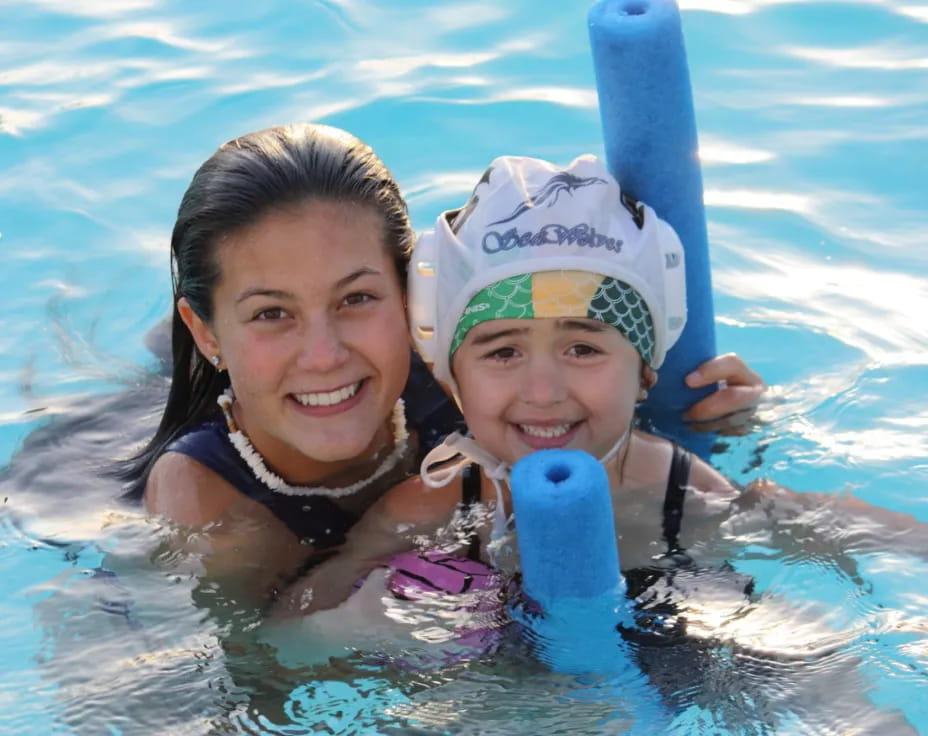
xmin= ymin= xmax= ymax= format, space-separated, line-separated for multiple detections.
xmin=420 ymin=432 xmax=512 ymax=558
xmin=420 ymin=427 xmax=631 ymax=491
xmin=420 ymin=431 xmax=510 ymax=489
xmin=598 ymin=426 xmax=629 ymax=468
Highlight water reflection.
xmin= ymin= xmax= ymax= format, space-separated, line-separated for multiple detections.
xmin=1 ymin=0 xmax=926 ymax=731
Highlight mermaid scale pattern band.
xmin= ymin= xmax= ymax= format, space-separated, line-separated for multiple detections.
xmin=450 ymin=271 xmax=655 ymax=365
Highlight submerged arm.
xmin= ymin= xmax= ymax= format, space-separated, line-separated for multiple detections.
xmin=145 ymin=452 xmax=311 ymax=608
xmin=724 ymin=478 xmax=928 ymax=559
xmin=269 ymin=473 xmax=463 ymax=617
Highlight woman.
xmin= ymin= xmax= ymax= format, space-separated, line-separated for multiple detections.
xmin=123 ymin=123 xmax=763 ymax=606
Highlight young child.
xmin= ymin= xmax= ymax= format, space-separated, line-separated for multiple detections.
xmin=377 ymin=153 xmax=928 ymax=594
xmin=389 ymin=152 xmax=739 ymax=575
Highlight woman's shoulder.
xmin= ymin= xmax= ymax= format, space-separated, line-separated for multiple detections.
xmin=145 ymin=450 xmax=245 ymax=527
xmin=151 ymin=416 xmax=269 ymax=511
xmin=163 ymin=415 xmax=226 ymax=455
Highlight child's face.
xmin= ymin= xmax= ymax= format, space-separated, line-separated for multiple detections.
xmin=452 ymin=316 xmax=642 ymax=466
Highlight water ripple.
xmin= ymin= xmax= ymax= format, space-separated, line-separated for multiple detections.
xmin=1 ymin=1 xmax=926 ymax=733
xmin=785 ymin=43 xmax=928 ymax=71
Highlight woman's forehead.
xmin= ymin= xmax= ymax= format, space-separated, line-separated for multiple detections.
xmin=213 ymin=203 xmax=394 ymax=291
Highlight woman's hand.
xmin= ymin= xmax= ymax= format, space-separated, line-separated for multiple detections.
xmin=683 ymin=353 xmax=766 ymax=433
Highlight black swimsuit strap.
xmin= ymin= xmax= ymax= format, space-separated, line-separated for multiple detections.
xmin=461 ymin=463 xmax=482 ymax=562
xmin=662 ymin=443 xmax=691 ymax=554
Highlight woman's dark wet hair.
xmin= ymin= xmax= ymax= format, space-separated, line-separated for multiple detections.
xmin=120 ymin=123 xmax=413 ymax=498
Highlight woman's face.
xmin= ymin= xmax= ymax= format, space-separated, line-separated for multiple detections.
xmin=184 ymin=199 xmax=410 ymax=482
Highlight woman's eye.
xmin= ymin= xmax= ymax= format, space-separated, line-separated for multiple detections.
xmin=343 ymin=292 xmax=376 ymax=307
xmin=254 ymin=307 xmax=288 ymax=321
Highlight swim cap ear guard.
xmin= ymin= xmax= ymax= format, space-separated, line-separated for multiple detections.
xmin=408 ymin=154 xmax=687 ymax=398
xmin=409 ymin=220 xmax=441 ymax=366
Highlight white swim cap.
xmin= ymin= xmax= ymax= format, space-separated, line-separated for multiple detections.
xmin=408 ymin=154 xmax=687 ymax=395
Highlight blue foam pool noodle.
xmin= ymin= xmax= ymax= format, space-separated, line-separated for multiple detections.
xmin=588 ymin=0 xmax=717 ymax=428
xmin=510 ymin=448 xmax=620 ymax=607
xmin=509 ymin=449 xmax=661 ymax=692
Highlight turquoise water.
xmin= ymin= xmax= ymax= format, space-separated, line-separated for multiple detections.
xmin=1 ymin=0 xmax=926 ymax=733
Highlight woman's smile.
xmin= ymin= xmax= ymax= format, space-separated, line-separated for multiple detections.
xmin=288 ymin=378 xmax=368 ymax=417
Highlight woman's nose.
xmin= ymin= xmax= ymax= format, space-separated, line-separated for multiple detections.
xmin=297 ymin=317 xmax=350 ymax=372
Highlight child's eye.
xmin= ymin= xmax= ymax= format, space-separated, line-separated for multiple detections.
xmin=568 ymin=343 xmax=601 ymax=358
xmin=254 ymin=307 xmax=289 ymax=321
xmin=342 ymin=292 xmax=377 ymax=307
xmin=486 ymin=346 xmax=518 ymax=361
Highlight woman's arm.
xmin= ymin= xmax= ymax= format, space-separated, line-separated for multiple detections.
xmin=146 ymin=452 xmax=311 ymax=607
xmin=270 ymin=473 xmax=464 ymax=617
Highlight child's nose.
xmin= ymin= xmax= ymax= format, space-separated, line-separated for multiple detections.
xmin=521 ymin=356 xmax=568 ymax=406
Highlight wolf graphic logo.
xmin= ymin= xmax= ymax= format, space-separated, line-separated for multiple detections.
xmin=620 ymin=190 xmax=646 ymax=230
xmin=450 ymin=165 xmax=494 ymax=234
xmin=487 ymin=172 xmax=607 ymax=227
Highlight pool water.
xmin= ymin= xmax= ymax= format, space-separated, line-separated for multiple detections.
xmin=1 ymin=0 xmax=926 ymax=733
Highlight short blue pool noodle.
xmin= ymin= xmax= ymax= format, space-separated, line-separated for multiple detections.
xmin=589 ymin=0 xmax=717 ymax=422
xmin=510 ymin=449 xmax=620 ymax=607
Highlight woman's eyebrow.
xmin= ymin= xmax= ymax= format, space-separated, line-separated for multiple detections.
xmin=235 ymin=268 xmax=382 ymax=304
xmin=236 ymin=287 xmax=293 ymax=304
xmin=335 ymin=266 xmax=382 ymax=290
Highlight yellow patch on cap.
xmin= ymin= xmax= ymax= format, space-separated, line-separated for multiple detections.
xmin=531 ymin=270 xmax=604 ymax=319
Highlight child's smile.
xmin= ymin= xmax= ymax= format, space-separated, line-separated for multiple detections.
xmin=512 ymin=419 xmax=584 ymax=450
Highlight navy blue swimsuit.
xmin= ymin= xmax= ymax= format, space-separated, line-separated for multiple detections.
xmin=164 ymin=351 xmax=465 ymax=548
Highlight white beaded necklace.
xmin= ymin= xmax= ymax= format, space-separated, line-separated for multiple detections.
xmin=217 ymin=388 xmax=409 ymax=498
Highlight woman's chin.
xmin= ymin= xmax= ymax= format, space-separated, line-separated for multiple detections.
xmin=299 ymin=438 xmax=378 ymax=466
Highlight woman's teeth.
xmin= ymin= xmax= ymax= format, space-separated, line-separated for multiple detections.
xmin=519 ymin=423 xmax=572 ymax=439
xmin=293 ymin=381 xmax=360 ymax=407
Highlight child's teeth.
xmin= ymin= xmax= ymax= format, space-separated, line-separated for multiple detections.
xmin=520 ymin=423 xmax=571 ymax=438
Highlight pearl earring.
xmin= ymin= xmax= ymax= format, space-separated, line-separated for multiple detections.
xmin=210 ymin=355 xmax=222 ymax=369
xmin=637 ymin=388 xmax=649 ymax=402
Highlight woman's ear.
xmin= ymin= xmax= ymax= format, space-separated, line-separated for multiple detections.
xmin=177 ymin=297 xmax=221 ymax=365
